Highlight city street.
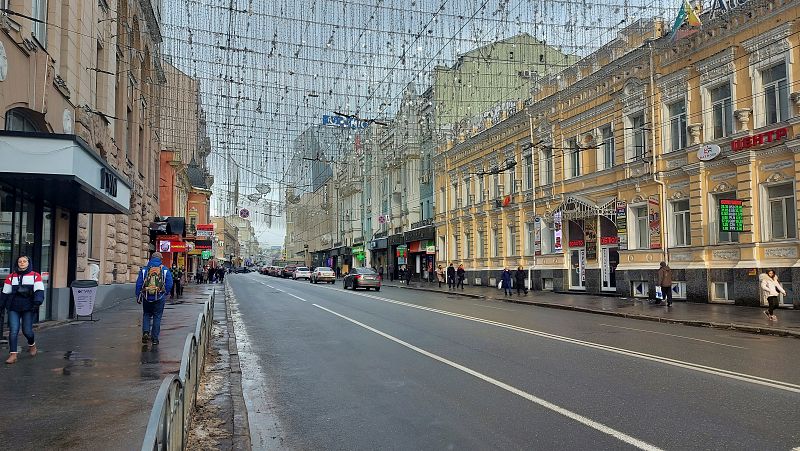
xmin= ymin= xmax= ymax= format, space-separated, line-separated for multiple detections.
xmin=228 ymin=273 xmax=800 ymax=450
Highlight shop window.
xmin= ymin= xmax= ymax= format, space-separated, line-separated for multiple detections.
xmin=539 ymin=148 xmax=553 ymax=186
xmin=631 ymin=280 xmax=649 ymax=298
xmin=0 ymin=189 xmax=12 ymax=274
xmin=87 ymin=214 xmax=102 ymax=260
xmin=766 ymin=183 xmax=796 ymax=240
xmin=543 ymin=278 xmax=554 ymax=290
xmin=712 ymin=192 xmax=739 ymax=243
xmin=762 ymin=63 xmax=789 ymax=126
xmin=633 ymin=205 xmax=649 ymax=249
xmin=672 ymin=281 xmax=687 ymax=299
xmin=671 ymin=200 xmax=691 ymax=247
xmin=477 ymin=231 xmax=485 ymax=258
xmin=712 ymin=282 xmax=731 ymax=302
xmin=32 ymin=0 xmax=48 ymax=46
xmin=667 ymin=100 xmax=687 ymax=152
xmin=710 ymin=83 xmax=733 ymax=139
xmin=600 ymin=125 xmax=614 ymax=169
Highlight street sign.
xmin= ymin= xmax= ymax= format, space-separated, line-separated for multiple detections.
xmin=240 ymin=208 xmax=250 ymax=219
xmin=697 ymin=144 xmax=721 ymax=161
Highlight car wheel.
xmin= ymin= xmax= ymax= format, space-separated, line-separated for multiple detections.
xmin=375 ymin=287 xmax=380 ymax=292
xmin=365 ymin=287 xmax=371 ymax=291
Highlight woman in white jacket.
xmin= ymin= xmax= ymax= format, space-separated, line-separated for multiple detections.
xmin=760 ymin=270 xmax=786 ymax=321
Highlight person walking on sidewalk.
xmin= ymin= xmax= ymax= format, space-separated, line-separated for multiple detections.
xmin=405 ymin=265 xmax=413 ymax=285
xmin=515 ymin=266 xmax=527 ymax=296
xmin=3 ymin=256 xmax=45 ymax=364
xmin=436 ymin=265 xmax=445 ymax=288
xmin=456 ymin=264 xmax=466 ymax=290
xmin=446 ymin=263 xmax=456 ymax=290
xmin=170 ymin=264 xmax=184 ymax=300
xmin=761 ymin=269 xmax=786 ymax=321
xmin=0 ymin=283 xmax=6 ymax=345
xmin=656 ymin=262 xmax=673 ymax=306
xmin=136 ymin=252 xmax=173 ymax=346
xmin=501 ymin=267 xmax=513 ymax=296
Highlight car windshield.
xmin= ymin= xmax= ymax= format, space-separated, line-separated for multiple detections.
xmin=357 ymin=268 xmax=377 ymax=275
xmin=297 ymin=267 xmax=308 ymax=271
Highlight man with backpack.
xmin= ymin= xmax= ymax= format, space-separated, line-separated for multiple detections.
xmin=135 ymin=252 xmax=173 ymax=346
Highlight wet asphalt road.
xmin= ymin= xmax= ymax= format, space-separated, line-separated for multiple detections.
xmin=228 ymin=273 xmax=800 ymax=451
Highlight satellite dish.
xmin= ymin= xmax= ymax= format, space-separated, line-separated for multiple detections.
xmin=255 ymin=183 xmax=271 ymax=194
xmin=247 ymin=193 xmax=262 ymax=202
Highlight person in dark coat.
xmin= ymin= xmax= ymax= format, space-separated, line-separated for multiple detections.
xmin=405 ymin=265 xmax=413 ymax=284
xmin=515 ymin=266 xmax=527 ymax=296
xmin=501 ymin=268 xmax=513 ymax=296
xmin=2 ymin=256 xmax=45 ymax=364
xmin=456 ymin=264 xmax=466 ymax=290
xmin=446 ymin=263 xmax=456 ymax=290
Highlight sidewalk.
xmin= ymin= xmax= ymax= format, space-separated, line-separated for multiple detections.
xmin=0 ymin=282 xmax=219 ymax=450
xmin=383 ymin=280 xmax=800 ymax=338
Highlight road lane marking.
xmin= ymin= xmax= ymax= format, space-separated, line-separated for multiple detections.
xmin=313 ymin=303 xmax=663 ymax=451
xmin=597 ymin=323 xmax=745 ymax=349
xmin=306 ymin=285 xmax=800 ymax=393
xmin=286 ymin=293 xmax=307 ymax=302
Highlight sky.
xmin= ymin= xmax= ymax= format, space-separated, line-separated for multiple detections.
xmin=160 ymin=0 xmax=677 ymax=247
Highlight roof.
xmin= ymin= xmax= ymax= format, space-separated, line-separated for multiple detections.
xmin=187 ymin=163 xmax=208 ymax=189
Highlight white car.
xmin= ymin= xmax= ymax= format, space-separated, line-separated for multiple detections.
xmin=293 ymin=267 xmax=311 ymax=280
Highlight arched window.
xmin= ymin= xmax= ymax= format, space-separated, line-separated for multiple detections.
xmin=5 ymin=108 xmax=46 ymax=132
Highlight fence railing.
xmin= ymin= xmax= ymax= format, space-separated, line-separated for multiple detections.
xmin=142 ymin=290 xmax=215 ymax=451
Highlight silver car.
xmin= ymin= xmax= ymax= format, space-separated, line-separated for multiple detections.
xmin=343 ymin=267 xmax=381 ymax=291
xmin=311 ymin=266 xmax=336 ymax=284
xmin=293 ymin=267 xmax=311 ymax=280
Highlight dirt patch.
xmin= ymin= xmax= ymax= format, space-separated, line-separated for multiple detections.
xmin=186 ymin=325 xmax=233 ymax=450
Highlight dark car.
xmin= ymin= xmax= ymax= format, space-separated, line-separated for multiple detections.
xmin=233 ymin=267 xmax=251 ymax=273
xmin=282 ymin=264 xmax=297 ymax=278
xmin=343 ymin=267 xmax=381 ymax=291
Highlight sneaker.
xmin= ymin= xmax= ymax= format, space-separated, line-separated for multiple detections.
xmin=151 ymin=339 xmax=160 ymax=346
xmin=142 ymin=332 xmax=151 ymax=343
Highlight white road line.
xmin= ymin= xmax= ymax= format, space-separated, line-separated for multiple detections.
xmin=286 ymin=293 xmax=307 ymax=302
xmin=598 ymin=323 xmax=746 ymax=349
xmin=313 ymin=303 xmax=663 ymax=451
xmin=308 ymin=285 xmax=800 ymax=393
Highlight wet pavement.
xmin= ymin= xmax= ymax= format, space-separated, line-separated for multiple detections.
xmin=0 ymin=283 xmax=219 ymax=451
xmin=382 ymin=279 xmax=800 ymax=337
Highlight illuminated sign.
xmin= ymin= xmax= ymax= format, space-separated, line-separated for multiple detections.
xmin=719 ymin=199 xmax=744 ymax=232
xmin=568 ymin=240 xmax=585 ymax=247
xmin=731 ymin=127 xmax=788 ymax=151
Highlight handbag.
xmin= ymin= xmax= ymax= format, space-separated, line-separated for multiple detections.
xmin=655 ymin=286 xmax=663 ymax=300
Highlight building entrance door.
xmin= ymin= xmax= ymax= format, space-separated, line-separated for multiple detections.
xmin=569 ymin=249 xmax=586 ymax=290
xmin=600 ymin=246 xmax=619 ymax=292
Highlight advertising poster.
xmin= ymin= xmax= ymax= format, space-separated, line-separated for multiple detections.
xmin=648 ymin=195 xmax=662 ymax=249
xmin=553 ymin=212 xmax=563 ymax=252
xmin=616 ymin=201 xmax=627 ymax=250
xmin=534 ymin=217 xmax=542 ymax=256
xmin=73 ymin=286 xmax=98 ymax=317
xmin=585 ymin=219 xmax=597 ymax=261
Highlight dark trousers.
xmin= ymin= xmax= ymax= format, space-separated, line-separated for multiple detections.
xmin=661 ymin=285 xmax=673 ymax=305
xmin=170 ymin=280 xmax=183 ymax=298
xmin=457 ymin=277 xmax=464 ymax=289
xmin=516 ymin=284 xmax=526 ymax=295
xmin=447 ymin=276 xmax=455 ymax=289
xmin=767 ymin=296 xmax=780 ymax=315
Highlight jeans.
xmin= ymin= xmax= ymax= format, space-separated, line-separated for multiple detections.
xmin=448 ymin=277 xmax=455 ymax=289
xmin=661 ymin=285 xmax=673 ymax=305
xmin=142 ymin=299 xmax=166 ymax=340
xmin=0 ymin=307 xmax=6 ymax=340
xmin=767 ymin=296 xmax=780 ymax=315
xmin=457 ymin=278 xmax=464 ymax=289
xmin=8 ymin=310 xmax=35 ymax=353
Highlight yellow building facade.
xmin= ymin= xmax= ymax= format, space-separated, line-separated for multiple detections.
xmin=436 ymin=3 xmax=800 ymax=308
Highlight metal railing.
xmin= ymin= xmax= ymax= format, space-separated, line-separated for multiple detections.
xmin=142 ymin=290 xmax=215 ymax=451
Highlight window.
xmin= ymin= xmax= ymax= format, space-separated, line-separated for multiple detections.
xmin=478 ymin=176 xmax=485 ymax=202
xmin=600 ymin=125 xmax=614 ymax=169
xmin=477 ymin=231 xmax=485 ymax=258
xmin=540 ymin=148 xmax=553 ymax=185
xmin=567 ymin=138 xmax=580 ymax=178
xmin=710 ymin=83 xmax=733 ymax=139
xmin=493 ymin=173 xmax=500 ymax=198
xmin=451 ymin=234 xmax=458 ymax=259
xmin=712 ymin=282 xmax=731 ymax=301
xmin=439 ymin=187 xmax=446 ymax=212
xmin=464 ymin=232 xmax=471 ymax=258
xmin=668 ymin=101 xmax=687 ymax=152
xmin=507 ymin=226 xmax=516 ymax=256
xmin=139 ymin=125 xmax=146 ymax=175
xmin=631 ymin=113 xmax=647 ymax=160
xmin=672 ymin=200 xmax=691 ymax=246
xmin=492 ymin=229 xmax=499 ymax=257
xmin=95 ymin=42 xmax=106 ymax=109
xmin=5 ymin=109 xmax=39 ymax=132
xmin=767 ymin=183 xmax=796 ymax=240
xmin=525 ymin=222 xmax=535 ymax=255
xmin=439 ymin=236 xmax=447 ymax=260
xmin=762 ymin=63 xmax=789 ymax=125
xmin=524 ymin=154 xmax=533 ymax=189
xmin=126 ymin=107 xmax=133 ymax=161
xmin=32 ymin=0 xmax=48 ymax=45
xmin=713 ymin=192 xmax=739 ymax=243
xmin=634 ymin=205 xmax=649 ymax=249
xmin=465 ymin=179 xmax=471 ymax=205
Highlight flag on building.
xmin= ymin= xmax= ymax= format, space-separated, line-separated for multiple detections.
xmin=670 ymin=0 xmax=702 ymax=40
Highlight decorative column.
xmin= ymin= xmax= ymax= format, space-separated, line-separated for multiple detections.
xmin=688 ymin=124 xmax=703 ymax=146
xmin=734 ymin=108 xmax=752 ymax=132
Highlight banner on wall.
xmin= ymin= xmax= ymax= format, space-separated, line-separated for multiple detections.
xmin=648 ymin=195 xmax=662 ymax=249
xmin=534 ymin=217 xmax=542 ymax=256
xmin=616 ymin=201 xmax=628 ymax=250
xmin=553 ymin=212 xmax=563 ymax=252
xmin=585 ymin=219 xmax=597 ymax=261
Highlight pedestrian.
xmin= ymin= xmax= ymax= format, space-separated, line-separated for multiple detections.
xmin=405 ymin=265 xmax=413 ymax=285
xmin=136 ymin=252 xmax=174 ymax=346
xmin=446 ymin=263 xmax=456 ymax=290
xmin=656 ymin=261 xmax=673 ymax=306
xmin=388 ymin=264 xmax=394 ymax=282
xmin=3 ymin=256 xmax=45 ymax=364
xmin=515 ymin=266 xmax=527 ymax=296
xmin=501 ymin=267 xmax=513 ymax=296
xmin=760 ymin=269 xmax=786 ymax=321
xmin=208 ymin=266 xmax=215 ymax=284
xmin=436 ymin=265 xmax=445 ymax=288
xmin=218 ymin=267 xmax=225 ymax=284
xmin=170 ymin=264 xmax=183 ymax=300
xmin=456 ymin=264 xmax=466 ymax=290
xmin=378 ymin=266 xmax=384 ymax=280
xmin=336 ymin=266 xmax=342 ymax=279
xmin=196 ymin=267 xmax=203 ymax=284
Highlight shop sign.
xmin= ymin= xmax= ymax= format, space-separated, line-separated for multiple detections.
xmin=648 ymin=196 xmax=662 ymax=249
xmin=404 ymin=226 xmax=435 ymax=242
xmin=159 ymin=240 xmax=187 ymax=253
xmin=201 ymin=250 xmax=211 ymax=259
xmin=585 ymin=220 xmax=597 ymax=261
xmin=719 ymin=199 xmax=744 ymax=232
xmin=710 ymin=0 xmax=750 ymax=18
xmin=600 ymin=236 xmax=619 ymax=245
xmin=195 ymin=240 xmax=212 ymax=250
xmin=388 ymin=234 xmax=405 ymax=246
xmin=731 ymin=127 xmax=788 ymax=151
xmin=352 ymin=245 xmax=365 ymax=255
xmin=100 ymin=168 xmax=118 ymax=197
xmin=616 ymin=201 xmax=628 ymax=250
xmin=196 ymin=224 xmax=214 ymax=238
xmin=396 ymin=245 xmax=408 ymax=258
xmin=322 ymin=115 xmax=369 ymax=129
xmin=697 ymin=144 xmax=721 ymax=161
xmin=426 ymin=245 xmax=436 ymax=254
xmin=553 ymin=211 xmax=563 ymax=252
xmin=568 ymin=240 xmax=585 ymax=247
xmin=534 ymin=217 xmax=542 ymax=256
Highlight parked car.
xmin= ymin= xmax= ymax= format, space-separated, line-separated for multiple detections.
xmin=343 ymin=267 xmax=381 ymax=291
xmin=282 ymin=264 xmax=297 ymax=278
xmin=310 ymin=266 xmax=336 ymax=284
xmin=232 ymin=267 xmax=250 ymax=274
xmin=293 ymin=267 xmax=311 ymax=280
xmin=270 ymin=266 xmax=283 ymax=277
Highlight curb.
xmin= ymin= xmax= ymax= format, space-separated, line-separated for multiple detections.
xmin=386 ymin=284 xmax=800 ymax=339
xmin=225 ymin=282 xmax=253 ymax=451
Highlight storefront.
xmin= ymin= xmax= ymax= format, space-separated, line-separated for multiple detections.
xmin=0 ymin=132 xmax=131 ymax=320
xmin=351 ymin=244 xmax=366 ymax=268
xmin=368 ymin=238 xmax=388 ymax=272
xmin=404 ymin=226 xmax=436 ymax=282
xmin=387 ymin=233 xmax=404 ymax=280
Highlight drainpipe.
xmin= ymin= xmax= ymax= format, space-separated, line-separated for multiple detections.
xmin=649 ymin=41 xmax=669 ymax=264
xmin=527 ymin=110 xmax=537 ymax=288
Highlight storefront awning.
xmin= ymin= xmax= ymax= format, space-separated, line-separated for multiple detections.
xmin=547 ymin=195 xmax=617 ymax=221
xmin=0 ymin=132 xmax=131 ymax=214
